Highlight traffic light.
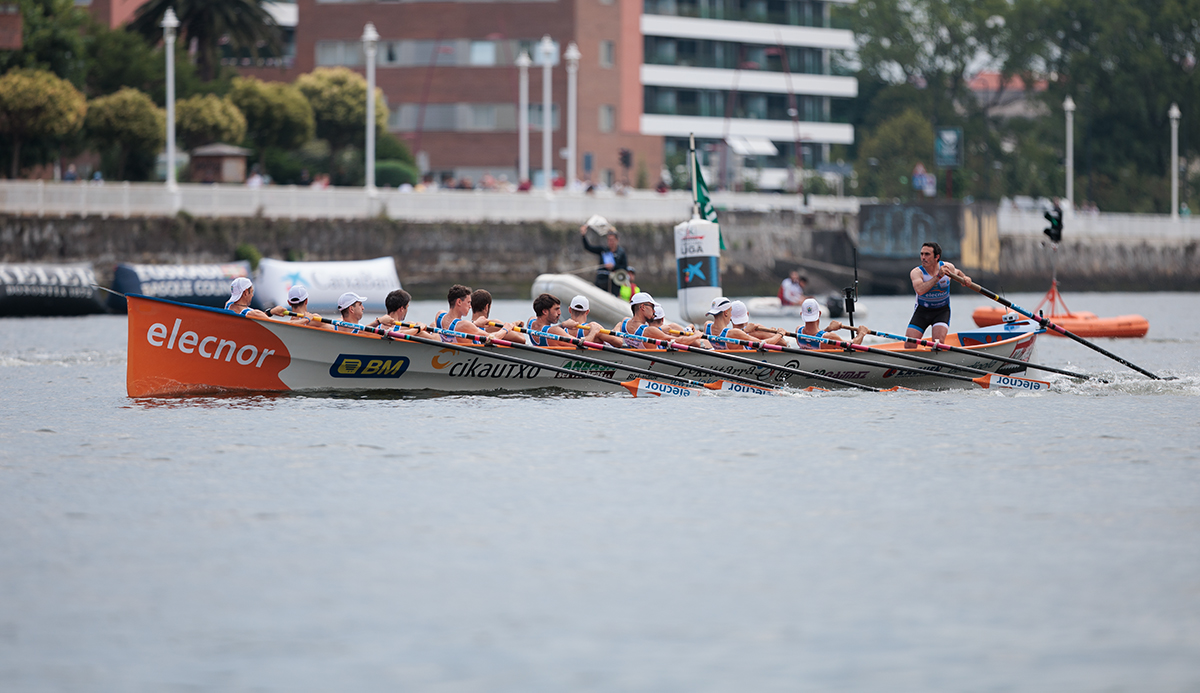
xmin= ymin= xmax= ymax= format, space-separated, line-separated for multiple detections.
xmin=618 ymin=148 xmax=632 ymax=169
xmin=1043 ymin=207 xmax=1063 ymax=243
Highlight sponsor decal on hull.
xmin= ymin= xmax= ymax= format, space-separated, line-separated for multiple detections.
xmin=554 ymin=360 xmax=616 ymax=380
xmin=330 ymin=355 xmax=410 ymax=378
xmin=127 ymin=296 xmax=291 ymax=396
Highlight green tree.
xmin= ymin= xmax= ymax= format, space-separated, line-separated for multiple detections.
xmin=128 ymin=0 xmax=281 ymax=82
xmin=857 ymin=109 xmax=935 ymax=200
xmin=228 ymin=77 xmax=314 ymax=172
xmin=295 ymin=67 xmax=388 ymax=153
xmin=85 ymin=88 xmax=165 ymax=180
xmin=0 ymin=0 xmax=90 ymax=86
xmin=0 ymin=70 xmax=87 ymax=178
xmin=175 ymin=94 xmax=247 ymax=151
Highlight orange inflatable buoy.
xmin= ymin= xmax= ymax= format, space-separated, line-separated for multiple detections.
xmin=971 ymin=282 xmax=1148 ymax=338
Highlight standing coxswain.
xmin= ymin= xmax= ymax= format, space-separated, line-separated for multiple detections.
xmin=906 ymin=242 xmax=971 ymax=347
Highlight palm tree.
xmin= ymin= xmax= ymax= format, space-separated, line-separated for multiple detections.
xmin=129 ymin=0 xmax=281 ymax=82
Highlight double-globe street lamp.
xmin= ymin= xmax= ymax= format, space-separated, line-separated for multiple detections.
xmin=362 ymin=22 xmax=380 ymax=196
xmin=161 ymin=8 xmax=179 ymax=192
xmin=1169 ymin=102 xmax=1181 ymax=221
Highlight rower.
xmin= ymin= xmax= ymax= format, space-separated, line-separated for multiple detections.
xmin=525 ymin=294 xmax=570 ymax=346
xmin=283 ymin=285 xmax=330 ymax=329
xmin=730 ymin=300 xmax=786 ymax=345
xmin=701 ymin=297 xmax=758 ymax=350
xmin=435 ymin=284 xmax=516 ymax=344
xmin=650 ymin=303 xmax=708 ymax=348
xmin=225 ymin=277 xmax=273 ymax=319
xmin=615 ymin=292 xmax=675 ymax=347
xmin=906 ymin=241 xmax=971 ymax=347
xmin=367 ymin=289 xmax=426 ymax=336
xmin=559 ymin=295 xmax=616 ymax=345
xmin=794 ymin=297 xmax=867 ymax=348
xmin=469 ymin=288 xmax=525 ymax=342
xmin=334 ymin=292 xmax=367 ymax=333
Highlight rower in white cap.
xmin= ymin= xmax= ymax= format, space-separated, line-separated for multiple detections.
xmin=334 ymin=291 xmax=368 ymax=333
xmin=560 ymin=295 xmax=620 ymax=346
xmin=614 ymin=292 xmax=677 ymax=347
xmin=730 ymin=300 xmax=787 ymax=345
xmin=224 ymin=277 xmax=274 ymax=319
xmin=701 ymin=296 xmax=758 ymax=350
xmin=794 ymin=297 xmax=868 ymax=349
xmin=283 ymin=284 xmax=329 ymax=328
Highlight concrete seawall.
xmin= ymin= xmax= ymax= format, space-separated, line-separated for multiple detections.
xmin=2 ymin=212 xmax=1196 ymax=298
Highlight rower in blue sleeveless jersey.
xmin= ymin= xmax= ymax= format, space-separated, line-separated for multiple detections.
xmin=559 ymin=295 xmax=618 ymax=346
xmin=615 ymin=292 xmax=677 ymax=348
xmin=224 ymin=277 xmax=276 ymax=319
xmin=434 ymin=284 xmax=517 ymax=345
xmin=701 ymin=297 xmax=758 ymax=350
xmin=524 ymin=294 xmax=571 ymax=346
xmin=334 ymin=292 xmax=368 ymax=333
xmin=794 ymin=297 xmax=867 ymax=349
xmin=906 ymin=242 xmax=970 ymax=347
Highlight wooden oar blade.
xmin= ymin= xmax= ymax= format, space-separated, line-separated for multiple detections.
xmin=973 ymin=373 xmax=1052 ymax=391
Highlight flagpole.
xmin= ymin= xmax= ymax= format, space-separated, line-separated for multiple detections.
xmin=689 ymin=133 xmax=700 ymax=220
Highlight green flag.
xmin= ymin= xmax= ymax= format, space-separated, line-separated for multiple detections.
xmin=693 ymin=151 xmax=718 ymax=224
xmin=692 ymin=147 xmax=724 ymax=249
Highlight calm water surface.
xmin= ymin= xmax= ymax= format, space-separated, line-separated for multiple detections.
xmin=2 ymin=292 xmax=1199 ymax=692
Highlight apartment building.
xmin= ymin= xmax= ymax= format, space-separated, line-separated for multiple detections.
xmin=234 ymin=0 xmax=859 ymax=190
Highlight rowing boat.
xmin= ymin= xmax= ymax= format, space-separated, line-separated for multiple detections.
xmin=126 ymin=294 xmax=1043 ymax=397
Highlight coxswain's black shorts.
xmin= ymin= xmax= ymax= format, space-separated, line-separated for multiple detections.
xmin=908 ymin=305 xmax=951 ymax=334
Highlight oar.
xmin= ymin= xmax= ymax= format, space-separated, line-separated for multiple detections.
xmin=867 ymin=328 xmax=1100 ymax=381
xmin=769 ymin=330 xmax=1051 ymax=391
xmin=487 ymin=321 xmax=794 ymax=394
xmin=407 ymin=319 xmax=748 ymax=392
xmin=281 ymin=311 xmax=696 ymax=397
xmin=589 ymin=325 xmax=883 ymax=392
xmin=945 ymin=268 xmax=1165 ymax=380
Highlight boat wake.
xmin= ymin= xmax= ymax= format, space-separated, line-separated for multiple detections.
xmin=1049 ymin=371 xmax=1200 ymax=397
xmin=0 ymin=349 xmax=125 ymax=368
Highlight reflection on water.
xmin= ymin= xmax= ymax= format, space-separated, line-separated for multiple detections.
xmin=1 ymin=295 xmax=1199 ymax=691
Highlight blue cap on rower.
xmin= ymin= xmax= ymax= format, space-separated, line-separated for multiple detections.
xmin=630 ymin=291 xmax=655 ymax=306
xmin=337 ymin=291 xmax=367 ymax=310
xmin=229 ymin=276 xmax=252 ymax=299
xmin=707 ymin=296 xmax=732 ymax=315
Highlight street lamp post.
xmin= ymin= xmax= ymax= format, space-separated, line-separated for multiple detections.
xmin=564 ymin=42 xmax=580 ymax=191
xmin=161 ymin=8 xmax=179 ymax=192
xmin=1063 ymin=95 xmax=1075 ymax=209
xmin=1169 ymin=102 xmax=1181 ymax=220
xmin=362 ymin=22 xmax=379 ymax=196
xmin=516 ymin=51 xmax=531 ymax=184
xmin=538 ymin=35 xmax=554 ymax=193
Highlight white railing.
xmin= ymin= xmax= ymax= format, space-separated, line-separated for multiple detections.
xmin=0 ymin=180 xmax=855 ymax=224
xmin=2 ymin=181 xmax=1196 ymax=237
xmin=997 ymin=206 xmax=1200 ymax=239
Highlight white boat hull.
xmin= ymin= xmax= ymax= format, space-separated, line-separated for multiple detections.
xmin=128 ymin=295 xmax=1042 ymax=397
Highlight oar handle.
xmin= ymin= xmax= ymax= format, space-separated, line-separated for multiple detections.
xmin=943 ymin=268 xmax=1163 ymax=380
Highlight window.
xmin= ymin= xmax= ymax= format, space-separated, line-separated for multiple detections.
xmin=469 ymin=41 xmax=497 ymax=66
xmin=600 ymin=40 xmax=615 ymax=68
xmin=598 ymin=105 xmax=615 ymax=133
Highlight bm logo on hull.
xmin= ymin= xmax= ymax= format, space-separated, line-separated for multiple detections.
xmin=330 ymin=354 xmax=410 ymax=378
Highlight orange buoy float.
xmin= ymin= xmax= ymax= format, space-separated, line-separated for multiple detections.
xmin=972 ymin=281 xmax=1148 ymax=338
